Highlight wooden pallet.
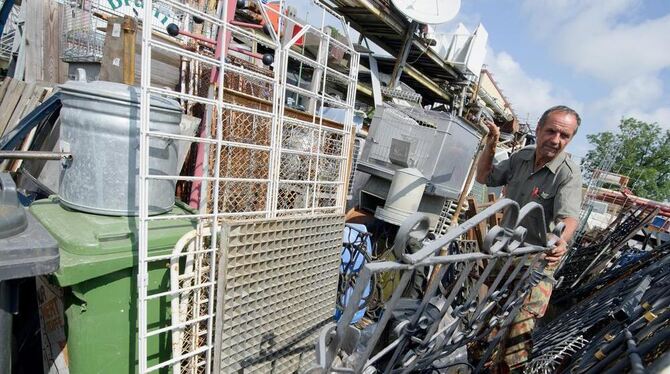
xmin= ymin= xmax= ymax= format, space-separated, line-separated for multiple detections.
xmin=0 ymin=77 xmax=55 ymax=171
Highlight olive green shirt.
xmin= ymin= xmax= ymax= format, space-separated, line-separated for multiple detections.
xmin=485 ymin=145 xmax=582 ymax=245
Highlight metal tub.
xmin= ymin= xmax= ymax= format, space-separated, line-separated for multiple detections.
xmin=58 ymin=78 xmax=182 ymax=215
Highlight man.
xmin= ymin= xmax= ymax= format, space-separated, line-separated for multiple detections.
xmin=475 ymin=105 xmax=583 ymax=371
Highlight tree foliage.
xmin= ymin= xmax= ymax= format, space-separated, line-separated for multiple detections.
xmin=582 ymin=118 xmax=670 ymax=201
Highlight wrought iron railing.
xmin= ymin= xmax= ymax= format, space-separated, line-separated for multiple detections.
xmin=313 ymin=199 xmax=563 ymax=373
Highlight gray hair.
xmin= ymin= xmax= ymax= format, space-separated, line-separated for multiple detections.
xmin=538 ymin=105 xmax=581 ymax=134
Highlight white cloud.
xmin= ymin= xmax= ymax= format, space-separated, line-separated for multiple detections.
xmin=626 ymin=106 xmax=670 ymax=129
xmin=590 ymin=75 xmax=667 ymax=129
xmin=484 ymin=49 xmax=582 ymax=124
xmin=522 ymin=0 xmax=670 ymax=83
xmin=520 ymin=0 xmax=670 ymax=131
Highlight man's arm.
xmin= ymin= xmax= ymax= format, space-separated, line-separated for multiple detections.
xmin=545 ymin=169 xmax=583 ymax=265
xmin=475 ymin=121 xmax=500 ymax=184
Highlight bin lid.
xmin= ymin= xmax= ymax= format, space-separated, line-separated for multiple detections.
xmin=30 ymin=196 xmax=197 ymax=286
xmin=0 ymin=174 xmax=59 ymax=281
xmin=59 ymin=79 xmax=182 ymax=112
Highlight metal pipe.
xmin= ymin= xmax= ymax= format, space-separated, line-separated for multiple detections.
xmin=0 ymin=151 xmax=71 ymax=160
xmin=404 ymin=65 xmax=451 ymax=102
xmin=230 ymin=19 xmax=264 ymax=29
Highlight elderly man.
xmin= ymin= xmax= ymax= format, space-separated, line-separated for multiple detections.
xmin=475 ymin=105 xmax=583 ymax=371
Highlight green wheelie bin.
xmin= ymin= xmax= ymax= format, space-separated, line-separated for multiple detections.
xmin=30 ymin=196 xmax=197 ymax=373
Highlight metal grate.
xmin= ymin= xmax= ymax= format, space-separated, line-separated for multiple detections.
xmin=272 ymin=16 xmax=359 ymax=216
xmin=61 ymin=0 xmax=106 ymax=62
xmin=213 ymin=214 xmax=344 ymax=373
xmin=572 ymin=143 xmax=620 ymax=247
xmin=137 ymin=1 xmax=359 ymax=373
xmin=170 ymin=227 xmax=216 ymax=374
xmin=434 ymin=198 xmax=458 ymax=236
xmin=137 ymin=1 xmax=283 ymax=373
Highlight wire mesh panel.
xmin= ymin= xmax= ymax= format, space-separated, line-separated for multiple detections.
xmin=213 ymin=214 xmax=344 ymax=373
xmin=138 ymin=1 xmax=283 ymax=373
xmin=346 ymin=136 xmax=364 ymax=201
xmin=272 ymin=8 xmax=360 ymax=217
xmin=61 ymin=0 xmax=105 ymax=62
xmin=571 ymin=143 xmax=620 ymax=247
xmin=169 ymin=226 xmax=217 ymax=374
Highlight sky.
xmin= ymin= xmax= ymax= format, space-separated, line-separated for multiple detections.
xmin=287 ymin=0 xmax=670 ymax=160
xmin=449 ymin=0 xmax=670 ymax=160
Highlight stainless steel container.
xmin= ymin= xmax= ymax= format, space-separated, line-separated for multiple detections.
xmin=58 ymin=78 xmax=182 ymax=216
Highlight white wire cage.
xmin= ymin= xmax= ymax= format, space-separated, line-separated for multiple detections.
xmin=61 ymin=0 xmax=180 ymax=62
xmin=135 ymin=0 xmax=360 ymax=373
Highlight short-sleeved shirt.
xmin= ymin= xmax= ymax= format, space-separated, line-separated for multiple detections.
xmin=485 ymin=145 xmax=582 ymax=245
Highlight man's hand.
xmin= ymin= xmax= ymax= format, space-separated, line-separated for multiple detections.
xmin=484 ymin=120 xmax=500 ymax=148
xmin=475 ymin=120 xmax=501 ymax=184
xmin=545 ymin=238 xmax=568 ymax=266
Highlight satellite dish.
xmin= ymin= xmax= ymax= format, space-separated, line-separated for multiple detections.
xmin=391 ymin=0 xmax=461 ymax=25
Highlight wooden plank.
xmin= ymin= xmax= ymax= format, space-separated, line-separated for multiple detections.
xmin=23 ymin=0 xmax=44 ymax=82
xmin=43 ymin=1 xmax=69 ymax=84
xmin=132 ymin=29 xmax=180 ymax=88
xmin=6 ymin=86 xmax=50 ymax=171
xmin=0 ymin=79 xmax=26 ymax=136
xmin=465 ymin=197 xmax=487 ymax=250
xmin=6 ymin=82 xmax=36 ymax=132
xmin=0 ymin=77 xmax=12 ymax=104
xmin=122 ymin=16 xmax=136 ymax=85
xmin=100 ymin=17 xmax=127 ymax=83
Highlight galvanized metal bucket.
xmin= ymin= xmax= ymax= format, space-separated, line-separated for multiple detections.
xmin=58 ymin=77 xmax=182 ymax=216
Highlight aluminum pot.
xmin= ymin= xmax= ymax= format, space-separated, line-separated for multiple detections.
xmin=58 ymin=77 xmax=182 ymax=216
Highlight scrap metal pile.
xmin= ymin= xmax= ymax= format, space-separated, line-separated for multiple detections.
xmin=317 ymin=199 xmax=564 ymax=373
xmin=555 ymin=204 xmax=659 ymax=294
xmin=527 ymin=241 xmax=670 ymax=373
xmin=325 ymin=197 xmax=670 ymax=373
xmin=522 ymin=202 xmax=670 ymax=373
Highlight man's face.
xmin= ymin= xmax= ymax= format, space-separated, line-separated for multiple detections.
xmin=535 ymin=111 xmax=578 ymax=162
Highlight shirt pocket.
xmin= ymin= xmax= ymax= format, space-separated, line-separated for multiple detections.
xmin=534 ymin=188 xmax=556 ymax=216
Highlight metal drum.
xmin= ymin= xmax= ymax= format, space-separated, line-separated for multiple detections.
xmin=58 ymin=76 xmax=182 ymax=216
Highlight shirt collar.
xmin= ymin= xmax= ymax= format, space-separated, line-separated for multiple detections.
xmin=545 ymin=151 xmax=567 ymax=173
xmin=521 ymin=146 xmax=566 ymax=174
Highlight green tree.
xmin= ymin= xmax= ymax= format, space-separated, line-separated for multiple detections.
xmin=582 ymin=118 xmax=670 ymax=201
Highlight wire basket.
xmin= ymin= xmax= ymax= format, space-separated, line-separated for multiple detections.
xmin=61 ymin=0 xmax=180 ymax=62
xmin=61 ymin=0 xmax=106 ymax=62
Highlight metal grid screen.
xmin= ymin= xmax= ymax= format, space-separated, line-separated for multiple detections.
xmin=272 ymin=17 xmax=359 ymax=217
xmin=136 ymin=1 xmax=359 ymax=373
xmin=213 ymin=214 xmax=344 ymax=373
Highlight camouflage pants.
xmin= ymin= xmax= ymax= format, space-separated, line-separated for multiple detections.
xmin=503 ymin=266 xmax=556 ymax=369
